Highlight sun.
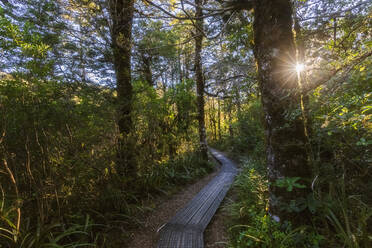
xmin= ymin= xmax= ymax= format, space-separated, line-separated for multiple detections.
xmin=295 ymin=63 xmax=305 ymax=73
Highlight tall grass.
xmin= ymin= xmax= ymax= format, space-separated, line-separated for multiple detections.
xmin=0 ymin=206 xmax=97 ymax=248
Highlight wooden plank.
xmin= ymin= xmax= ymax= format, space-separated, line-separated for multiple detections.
xmin=169 ymin=174 xmax=225 ymax=225
xmin=157 ymin=148 xmax=237 ymax=248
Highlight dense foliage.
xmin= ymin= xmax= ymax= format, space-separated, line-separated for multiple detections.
xmin=0 ymin=0 xmax=371 ymax=247
xmin=0 ymin=2 xmax=213 ymax=246
xmin=212 ymin=24 xmax=371 ymax=248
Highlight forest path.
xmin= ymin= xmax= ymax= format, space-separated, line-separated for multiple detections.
xmin=157 ymin=148 xmax=237 ymax=248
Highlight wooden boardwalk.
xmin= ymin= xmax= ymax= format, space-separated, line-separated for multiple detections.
xmin=157 ymin=148 xmax=237 ymax=248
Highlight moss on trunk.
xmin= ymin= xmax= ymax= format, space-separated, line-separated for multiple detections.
xmin=195 ymin=0 xmax=208 ymax=161
xmin=109 ymin=0 xmax=136 ymax=179
xmin=252 ymin=0 xmax=312 ymax=225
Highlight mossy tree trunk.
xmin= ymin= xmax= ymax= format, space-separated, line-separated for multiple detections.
xmin=252 ymin=0 xmax=311 ymax=224
xmin=108 ymin=0 xmax=136 ymax=179
xmin=195 ymin=0 xmax=208 ymax=161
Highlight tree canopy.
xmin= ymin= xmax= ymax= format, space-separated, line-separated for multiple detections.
xmin=0 ymin=0 xmax=371 ymax=247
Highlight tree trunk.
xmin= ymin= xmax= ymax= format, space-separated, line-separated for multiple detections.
xmin=218 ymin=98 xmax=221 ymax=140
xmin=141 ymin=54 xmax=154 ymax=86
xmin=210 ymin=98 xmax=217 ymax=141
xmin=227 ymin=101 xmax=234 ymax=138
xmin=235 ymin=90 xmax=242 ymax=120
xmin=294 ymin=15 xmax=314 ymax=164
xmin=195 ymin=0 xmax=208 ymax=161
xmin=253 ymin=0 xmax=311 ymax=225
xmin=178 ymin=46 xmax=183 ymax=82
xmin=108 ymin=0 xmax=136 ymax=178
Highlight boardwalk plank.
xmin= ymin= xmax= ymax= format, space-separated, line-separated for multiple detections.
xmin=157 ymin=148 xmax=237 ymax=248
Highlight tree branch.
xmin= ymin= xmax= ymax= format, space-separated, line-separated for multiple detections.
xmin=204 ymin=89 xmax=231 ymax=99
xmin=143 ymin=0 xmax=224 ymax=20
xmin=303 ymin=50 xmax=372 ymax=94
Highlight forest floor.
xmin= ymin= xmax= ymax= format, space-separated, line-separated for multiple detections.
xmin=127 ymin=154 xmax=233 ymax=248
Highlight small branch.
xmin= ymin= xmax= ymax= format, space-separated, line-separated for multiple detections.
xmin=143 ymin=0 xmax=224 ymax=20
xmin=218 ymin=74 xmax=252 ymax=83
xmin=3 ymin=159 xmax=21 ymax=238
xmin=0 ymin=130 xmax=5 ymax=144
xmin=204 ymin=90 xmax=231 ymax=99
xmin=215 ymin=0 xmax=254 ymax=11
xmin=180 ymin=0 xmax=206 ymax=38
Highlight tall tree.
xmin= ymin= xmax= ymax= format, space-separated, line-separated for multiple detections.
xmin=108 ymin=0 xmax=136 ymax=178
xmin=252 ymin=0 xmax=311 ymax=224
xmin=216 ymin=0 xmax=312 ymax=224
xmin=194 ymin=0 xmax=208 ymax=161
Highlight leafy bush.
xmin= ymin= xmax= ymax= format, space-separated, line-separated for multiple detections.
xmin=210 ymin=99 xmax=264 ymax=158
xmin=228 ymin=159 xmax=324 ymax=248
xmin=226 ymin=62 xmax=372 ymax=248
xmin=139 ymin=150 xmax=214 ymax=194
xmin=308 ymin=62 xmax=372 ymax=247
xmin=0 ymin=76 xmax=212 ymax=246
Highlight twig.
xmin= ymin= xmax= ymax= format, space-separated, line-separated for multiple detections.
xmin=3 ymin=159 xmax=21 ymax=239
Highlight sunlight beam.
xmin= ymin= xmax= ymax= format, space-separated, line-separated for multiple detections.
xmin=296 ymin=63 xmax=305 ymax=73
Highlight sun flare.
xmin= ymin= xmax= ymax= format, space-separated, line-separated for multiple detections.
xmin=296 ymin=63 xmax=305 ymax=73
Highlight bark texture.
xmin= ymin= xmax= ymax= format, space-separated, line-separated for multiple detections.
xmin=252 ymin=0 xmax=311 ymax=224
xmin=108 ymin=0 xmax=136 ymax=178
xmin=195 ymin=0 xmax=208 ymax=161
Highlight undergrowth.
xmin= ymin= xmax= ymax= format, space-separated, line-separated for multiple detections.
xmin=216 ymin=88 xmax=371 ymax=247
xmin=227 ymin=158 xmax=324 ymax=248
xmin=227 ymin=154 xmax=371 ymax=247
xmin=0 ymin=150 xmax=213 ymax=248
xmin=0 ymin=77 xmax=214 ymax=247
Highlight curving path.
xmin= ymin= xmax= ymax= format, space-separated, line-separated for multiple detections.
xmin=157 ymin=148 xmax=237 ymax=248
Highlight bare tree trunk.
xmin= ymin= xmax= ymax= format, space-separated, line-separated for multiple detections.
xmin=141 ymin=54 xmax=154 ymax=86
xmin=210 ymin=98 xmax=217 ymax=141
xmin=178 ymin=46 xmax=183 ymax=82
xmin=227 ymin=100 xmax=234 ymax=138
xmin=195 ymin=0 xmax=208 ymax=161
xmin=108 ymin=0 xmax=136 ymax=179
xmin=184 ymin=52 xmax=190 ymax=80
xmin=253 ymin=0 xmax=311 ymax=225
xmin=218 ymin=98 xmax=221 ymax=141
xmin=294 ymin=15 xmax=313 ymax=164
xmin=233 ymin=87 xmax=242 ymax=121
